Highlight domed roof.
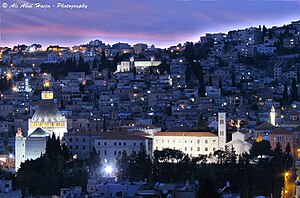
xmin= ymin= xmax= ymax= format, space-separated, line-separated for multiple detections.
xmin=31 ymin=99 xmax=65 ymax=122
xmin=28 ymin=127 xmax=49 ymax=137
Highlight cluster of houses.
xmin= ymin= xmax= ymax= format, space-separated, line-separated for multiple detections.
xmin=0 ymin=20 xmax=299 ymax=197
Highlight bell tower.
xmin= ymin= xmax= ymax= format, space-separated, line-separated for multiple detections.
xmin=218 ymin=112 xmax=226 ymax=150
xmin=270 ymin=106 xmax=276 ymax=126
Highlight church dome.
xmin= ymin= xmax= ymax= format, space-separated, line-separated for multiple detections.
xmin=28 ymin=127 xmax=49 ymax=138
xmin=31 ymin=99 xmax=65 ymax=122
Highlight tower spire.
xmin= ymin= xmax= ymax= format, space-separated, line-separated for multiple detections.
xmin=270 ymin=106 xmax=276 ymax=126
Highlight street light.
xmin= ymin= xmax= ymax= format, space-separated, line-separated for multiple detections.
xmin=105 ymin=165 xmax=113 ymax=177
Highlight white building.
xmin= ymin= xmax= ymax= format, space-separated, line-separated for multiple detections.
xmin=256 ymin=44 xmax=276 ymax=55
xmin=45 ymin=52 xmax=59 ymax=63
xmin=154 ymin=131 xmax=219 ymax=156
xmin=205 ymin=86 xmax=221 ymax=98
xmin=94 ymin=133 xmax=152 ymax=165
xmin=218 ymin=112 xmax=226 ymax=150
xmin=15 ymin=128 xmax=49 ymax=171
xmin=116 ymin=61 xmax=131 ymax=72
xmin=226 ymin=130 xmax=252 ymax=155
xmin=153 ymin=112 xmax=227 ymax=157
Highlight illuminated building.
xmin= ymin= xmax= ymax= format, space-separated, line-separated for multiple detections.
xmin=15 ymin=86 xmax=67 ymax=171
xmin=270 ymin=105 xmax=276 ymax=126
xmin=28 ymin=90 xmax=67 ymax=139
xmin=153 ymin=112 xmax=227 ymax=157
xmin=15 ymin=128 xmax=49 ymax=171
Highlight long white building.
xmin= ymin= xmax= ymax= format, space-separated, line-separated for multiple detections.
xmin=153 ymin=112 xmax=227 ymax=157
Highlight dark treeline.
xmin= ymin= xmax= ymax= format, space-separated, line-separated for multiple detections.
xmin=15 ymin=137 xmax=293 ymax=198
xmin=40 ymin=57 xmax=90 ymax=79
xmin=116 ymin=141 xmax=293 ymax=198
xmin=15 ymin=134 xmax=89 ymax=196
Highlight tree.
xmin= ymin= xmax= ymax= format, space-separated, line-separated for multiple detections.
xmin=197 ymin=115 xmax=209 ymax=131
xmin=158 ymin=59 xmax=170 ymax=74
xmin=197 ymin=173 xmax=218 ymax=198
xmin=223 ymin=145 xmax=237 ymax=164
xmin=250 ymin=140 xmax=272 ymax=158
xmin=193 ymin=61 xmax=205 ymax=97
xmin=16 ymin=134 xmax=88 ymax=196
xmin=116 ymin=151 xmax=129 ymax=181
xmin=208 ymin=73 xmax=213 ymax=86
xmin=88 ymin=147 xmax=101 ymax=172
xmin=102 ymin=118 xmax=107 ymax=132
xmin=101 ymin=51 xmax=108 ymax=69
xmin=284 ymin=143 xmax=293 ymax=169
xmin=282 ymin=82 xmax=289 ymax=104
xmin=291 ymin=78 xmax=298 ymax=101
xmin=219 ymin=77 xmax=223 ymax=96
xmin=92 ymin=59 xmax=98 ymax=69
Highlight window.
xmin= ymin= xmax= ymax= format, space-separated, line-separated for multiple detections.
xmin=197 ymin=140 xmax=200 ymax=144
xmin=205 ymin=147 xmax=208 ymax=151
xmin=114 ymin=151 xmax=117 ymax=155
xmin=185 ymin=147 xmax=187 ymax=151
xmin=69 ymin=145 xmax=72 ymax=149
xmin=83 ymin=138 xmax=85 ymax=142
xmin=197 ymin=147 xmax=200 ymax=151
xmin=190 ymin=147 xmax=193 ymax=151
xmin=213 ymin=140 xmax=216 ymax=143
xmin=76 ymin=138 xmax=78 ymax=142
xmin=205 ymin=140 xmax=208 ymax=144
xmin=213 ymin=147 xmax=216 ymax=151
xmin=114 ymin=142 xmax=116 ymax=146
xmin=98 ymin=142 xmax=100 ymax=145
xmin=104 ymin=150 xmax=107 ymax=155
xmin=104 ymin=142 xmax=107 ymax=146
xmin=220 ymin=120 xmax=224 ymax=124
xmin=76 ymin=146 xmax=79 ymax=150
xmin=119 ymin=142 xmax=121 ymax=146
xmin=83 ymin=146 xmax=85 ymax=149
xmin=133 ymin=143 xmax=136 ymax=146
xmin=220 ymin=131 xmax=224 ymax=136
xmin=69 ymin=138 xmax=72 ymax=142
xmin=124 ymin=143 xmax=126 ymax=146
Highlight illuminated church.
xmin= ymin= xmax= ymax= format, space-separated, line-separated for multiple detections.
xmin=28 ymin=90 xmax=67 ymax=139
xmin=15 ymin=84 xmax=67 ymax=171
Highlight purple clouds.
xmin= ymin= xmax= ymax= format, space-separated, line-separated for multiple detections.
xmin=1 ymin=0 xmax=299 ymax=48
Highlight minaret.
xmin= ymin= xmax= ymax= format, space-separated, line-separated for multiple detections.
xmin=15 ymin=128 xmax=26 ymax=171
xmin=218 ymin=112 xmax=226 ymax=150
xmin=270 ymin=106 xmax=276 ymax=126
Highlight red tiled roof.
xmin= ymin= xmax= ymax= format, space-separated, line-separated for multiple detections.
xmin=155 ymin=131 xmax=217 ymax=137
xmin=270 ymin=127 xmax=293 ymax=135
xmin=65 ymin=131 xmax=150 ymax=140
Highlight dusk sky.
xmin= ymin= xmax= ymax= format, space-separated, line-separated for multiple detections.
xmin=0 ymin=0 xmax=300 ymax=48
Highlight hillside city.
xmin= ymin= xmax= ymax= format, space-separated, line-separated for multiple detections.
xmin=0 ymin=20 xmax=300 ymax=197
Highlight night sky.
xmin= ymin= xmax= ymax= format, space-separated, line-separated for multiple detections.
xmin=1 ymin=0 xmax=300 ymax=48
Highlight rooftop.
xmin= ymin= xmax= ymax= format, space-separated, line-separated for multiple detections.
xmin=155 ymin=131 xmax=217 ymax=137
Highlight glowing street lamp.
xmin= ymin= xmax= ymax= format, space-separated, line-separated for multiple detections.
xmin=105 ymin=165 xmax=113 ymax=177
